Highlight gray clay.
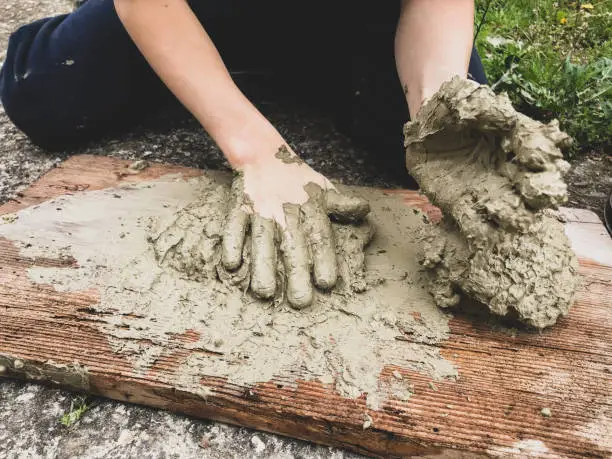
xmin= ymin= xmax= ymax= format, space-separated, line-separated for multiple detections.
xmin=404 ymin=77 xmax=579 ymax=328
xmin=216 ymin=174 xmax=371 ymax=309
xmin=274 ymin=145 xmax=305 ymax=165
xmin=0 ymin=176 xmax=457 ymax=409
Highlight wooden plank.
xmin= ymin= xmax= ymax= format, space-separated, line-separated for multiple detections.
xmin=0 ymin=155 xmax=610 ymax=458
xmin=563 ymin=219 xmax=612 ymax=267
xmin=559 ymin=207 xmax=603 ymax=225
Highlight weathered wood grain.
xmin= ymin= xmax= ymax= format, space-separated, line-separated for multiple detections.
xmin=0 ymin=155 xmax=610 ymax=458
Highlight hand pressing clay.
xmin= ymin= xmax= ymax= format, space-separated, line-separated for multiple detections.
xmin=404 ymin=77 xmax=579 ymax=328
xmin=221 ymin=176 xmax=370 ymax=309
xmin=150 ymin=159 xmax=372 ymax=309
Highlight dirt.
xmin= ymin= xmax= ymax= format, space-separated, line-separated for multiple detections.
xmin=565 ymin=151 xmax=612 ymax=221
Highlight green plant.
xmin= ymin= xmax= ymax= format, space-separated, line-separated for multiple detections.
xmin=475 ymin=0 xmax=612 ymax=154
xmin=60 ymin=395 xmax=94 ymax=428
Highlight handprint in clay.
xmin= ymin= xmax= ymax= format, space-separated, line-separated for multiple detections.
xmin=149 ymin=146 xmax=372 ymax=309
xmin=404 ymin=77 xmax=579 ymax=328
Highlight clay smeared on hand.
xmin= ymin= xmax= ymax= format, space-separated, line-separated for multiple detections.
xmin=152 ymin=175 xmax=372 ymax=310
xmin=405 ymin=77 xmax=579 ymax=329
xmin=224 ymin=177 xmax=371 ymax=309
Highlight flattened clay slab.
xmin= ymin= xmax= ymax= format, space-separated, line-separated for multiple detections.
xmin=0 ymin=167 xmax=457 ymax=411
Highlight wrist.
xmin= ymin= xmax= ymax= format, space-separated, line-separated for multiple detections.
xmin=197 ymin=94 xmax=282 ymax=169
xmin=217 ymin=115 xmax=284 ymax=170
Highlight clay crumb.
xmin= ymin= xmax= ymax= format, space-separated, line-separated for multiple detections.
xmin=250 ymin=435 xmax=265 ymax=453
xmin=195 ymin=385 xmax=214 ymax=400
xmin=541 ymin=407 xmax=552 ymax=417
xmin=392 ymin=370 xmax=403 ymax=380
xmin=128 ymin=160 xmax=150 ymax=172
xmin=428 ymin=382 xmax=438 ymax=391
xmin=274 ymin=145 xmax=304 ymax=165
xmin=13 ymin=359 xmax=24 ymax=370
xmin=363 ymin=414 xmax=373 ymax=430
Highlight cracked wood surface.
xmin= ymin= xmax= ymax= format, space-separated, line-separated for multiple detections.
xmin=0 ymin=155 xmax=610 ymax=458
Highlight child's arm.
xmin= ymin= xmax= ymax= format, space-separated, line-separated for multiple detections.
xmin=395 ymin=0 xmax=475 ymax=118
xmin=114 ymin=0 xmax=284 ymax=168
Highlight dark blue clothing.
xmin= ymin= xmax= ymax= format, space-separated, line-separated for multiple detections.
xmin=0 ymin=0 xmax=487 ymax=151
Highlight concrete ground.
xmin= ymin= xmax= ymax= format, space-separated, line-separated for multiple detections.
xmin=0 ymin=1 xmax=609 ymax=459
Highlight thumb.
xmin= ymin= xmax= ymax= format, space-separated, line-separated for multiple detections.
xmin=325 ymin=189 xmax=370 ymax=223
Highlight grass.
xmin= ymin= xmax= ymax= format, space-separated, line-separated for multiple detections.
xmin=60 ymin=395 xmax=95 ymax=428
xmin=474 ymin=0 xmax=611 ymax=156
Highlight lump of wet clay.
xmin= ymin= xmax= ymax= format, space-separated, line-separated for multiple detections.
xmin=404 ymin=77 xmax=579 ymax=329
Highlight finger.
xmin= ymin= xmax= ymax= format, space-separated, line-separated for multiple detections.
xmin=325 ymin=189 xmax=370 ymax=223
xmin=221 ymin=176 xmax=249 ymax=271
xmin=333 ymin=221 xmax=375 ymax=293
xmin=544 ymin=119 xmax=573 ymax=150
xmin=515 ymin=170 xmax=568 ymax=210
xmin=217 ymin=231 xmax=251 ymax=289
xmin=302 ymin=200 xmax=337 ymax=290
xmin=280 ymin=203 xmax=313 ymax=309
xmin=506 ymin=115 xmax=568 ymax=172
xmin=250 ymin=214 xmax=277 ymax=299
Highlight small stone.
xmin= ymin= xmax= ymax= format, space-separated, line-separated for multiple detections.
xmin=250 ymin=435 xmax=265 ymax=453
xmin=199 ymin=436 xmax=210 ymax=449
xmin=128 ymin=160 xmax=150 ymax=172
xmin=363 ymin=414 xmax=373 ymax=430
xmin=117 ymin=429 xmax=134 ymax=446
xmin=13 ymin=359 xmax=24 ymax=369
xmin=541 ymin=407 xmax=552 ymax=417
xmin=392 ymin=370 xmax=403 ymax=380
xmin=0 ymin=365 xmax=6 ymax=374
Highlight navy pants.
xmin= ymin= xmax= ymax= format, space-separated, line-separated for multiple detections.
xmin=0 ymin=0 xmax=487 ymax=152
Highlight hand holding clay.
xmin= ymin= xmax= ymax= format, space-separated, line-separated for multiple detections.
xmin=220 ymin=145 xmax=370 ymax=308
xmin=404 ymin=77 xmax=579 ymax=328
